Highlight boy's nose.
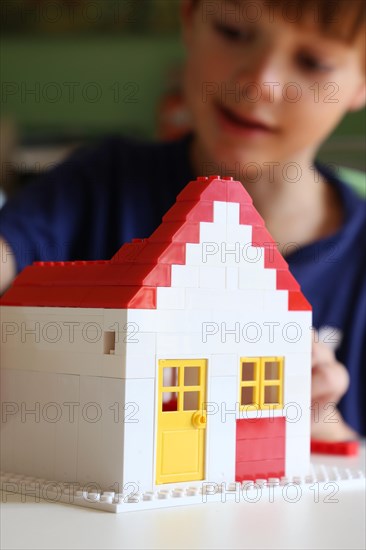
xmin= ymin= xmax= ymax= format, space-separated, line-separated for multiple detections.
xmin=235 ymin=52 xmax=285 ymax=104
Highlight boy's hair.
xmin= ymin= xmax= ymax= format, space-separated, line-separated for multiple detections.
xmin=272 ymin=0 xmax=365 ymax=42
xmin=193 ymin=0 xmax=365 ymax=43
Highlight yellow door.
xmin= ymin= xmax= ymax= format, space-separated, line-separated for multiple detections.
xmin=156 ymin=359 xmax=207 ymax=485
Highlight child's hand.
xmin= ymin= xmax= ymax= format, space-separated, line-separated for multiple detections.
xmin=311 ymin=335 xmax=357 ymax=441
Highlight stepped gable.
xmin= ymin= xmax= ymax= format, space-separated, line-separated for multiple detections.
xmin=0 ymin=176 xmax=311 ymax=311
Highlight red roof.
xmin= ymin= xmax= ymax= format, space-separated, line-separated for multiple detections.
xmin=1 ymin=176 xmax=311 ymax=311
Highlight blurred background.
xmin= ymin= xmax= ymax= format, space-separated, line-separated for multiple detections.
xmin=1 ymin=0 xmax=365 ymax=203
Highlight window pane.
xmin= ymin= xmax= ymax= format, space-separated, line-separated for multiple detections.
xmin=241 ymin=362 xmax=256 ymax=381
xmin=184 ymin=366 xmax=200 ymax=386
xmin=265 ymin=361 xmax=279 ymax=380
xmin=264 ymin=386 xmax=280 ymax=404
xmin=241 ymin=386 xmax=255 ymax=406
xmin=183 ymin=391 xmax=199 ymax=411
xmin=162 ymin=392 xmax=178 ymax=412
xmin=163 ymin=367 xmax=178 ymax=387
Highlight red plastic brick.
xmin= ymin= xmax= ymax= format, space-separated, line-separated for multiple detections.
xmin=235 ymin=459 xmax=285 ymax=481
xmin=122 ymin=263 xmax=171 ymax=287
xmin=149 ymin=222 xmax=200 ymax=244
xmin=1 ymin=175 xmax=311 ymax=315
xmin=111 ymin=240 xmax=148 ymax=263
xmin=135 ymin=242 xmax=186 ymax=265
xmin=227 ymin=180 xmax=252 ymax=203
xmin=263 ymin=247 xmax=288 ymax=269
xmin=252 ymin=225 xmax=276 ymax=247
xmin=18 ymin=261 xmax=108 ymax=286
xmin=176 ymin=177 xmax=227 ymax=202
xmin=12 ymin=265 xmax=53 ymax=286
xmin=239 ymin=204 xmax=264 ymax=225
xmin=236 ymin=417 xmax=286 ymax=440
xmin=79 ymin=286 xmax=157 ymax=309
xmin=276 ymin=269 xmax=300 ymax=291
xmin=311 ymin=439 xmax=359 ymax=456
xmin=1 ymin=286 xmax=88 ymax=307
xmin=162 ymin=201 xmax=214 ymax=223
xmin=288 ymin=291 xmax=312 ymax=311
xmin=236 ymin=437 xmax=285 ymax=462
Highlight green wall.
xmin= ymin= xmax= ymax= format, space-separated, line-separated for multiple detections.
xmin=1 ymin=36 xmax=185 ymax=139
xmin=1 ymin=35 xmax=365 ymax=170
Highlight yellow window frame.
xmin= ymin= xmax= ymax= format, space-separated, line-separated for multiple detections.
xmin=239 ymin=358 xmax=261 ymax=412
xmin=239 ymin=356 xmax=284 ymax=410
xmin=260 ymin=356 xmax=284 ymax=410
xmin=159 ymin=359 xmax=206 ymax=413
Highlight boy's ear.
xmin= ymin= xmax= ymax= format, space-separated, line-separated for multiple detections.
xmin=348 ymin=80 xmax=366 ymax=112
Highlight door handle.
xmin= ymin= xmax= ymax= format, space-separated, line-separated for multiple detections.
xmin=192 ymin=410 xmax=207 ymax=429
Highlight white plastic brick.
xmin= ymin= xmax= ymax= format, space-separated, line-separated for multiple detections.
xmin=76 ymin=376 xmax=104 ymax=485
xmin=53 ymin=374 xmax=80 ymax=482
xmin=209 ymin=354 xmax=238 ymax=377
xmin=156 ymin=332 xmax=202 ymax=357
xmin=74 ymin=376 xmax=127 ymax=489
xmin=123 ymin=378 xmax=155 ymax=491
xmin=226 ymin=201 xmax=240 ymax=225
xmin=284 ymin=373 xmax=311 ymax=397
xmin=238 ymin=266 xmax=276 ymax=291
xmin=98 ymin=378 xmax=126 ymax=490
xmin=1 ymin=307 xmax=105 ymax=354
xmin=0 ymin=368 xmax=20 ymax=472
xmin=156 ymin=287 xmax=185 ymax=309
xmin=239 ymin=245 xmax=265 ymax=268
xmin=1 ymin=465 xmax=363 ymax=513
xmin=185 ymin=288 xmax=264 ymax=311
xmin=216 ymin=242 xmax=243 ymax=266
xmin=123 ymin=309 xmax=163 ymax=333
xmin=206 ymin=376 xmax=237 ymax=483
xmin=126 ymin=309 xmax=213 ymax=336
xmin=171 ymin=264 xmax=199 ymax=288
xmin=185 ymin=243 xmax=206 ymax=266
xmin=285 ymin=410 xmax=311 ymax=440
xmin=285 ymin=436 xmax=311 ymax=478
xmin=263 ymin=289 xmax=289 ymax=310
xmin=226 ymin=267 xmax=239 ymax=290
xmin=1 ymin=346 xmax=126 ymax=378
xmin=103 ymin=309 xmax=127 ymax=329
xmin=32 ymin=372 xmax=76 ymax=479
xmin=199 ymin=266 xmax=226 ymax=289
xmin=226 ymin=225 xmax=252 ymax=246
xmin=284 ymin=353 xmax=312 ymax=377
xmin=124 ymin=332 xmax=156 ymax=358
xmin=213 ymin=201 xmax=228 ymax=227
xmin=185 ymin=242 xmax=228 ymax=267
xmin=199 ymin=221 xmax=226 ymax=244
xmin=19 ymin=371 xmax=59 ymax=480
xmin=122 ymin=355 xmax=156 ymax=379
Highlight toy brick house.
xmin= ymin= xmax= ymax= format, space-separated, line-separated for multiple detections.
xmin=0 ymin=176 xmax=312 ymax=510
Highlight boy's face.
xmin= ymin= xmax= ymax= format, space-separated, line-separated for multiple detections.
xmin=181 ymin=0 xmax=366 ymax=173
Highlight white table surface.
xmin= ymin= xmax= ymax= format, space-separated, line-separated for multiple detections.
xmin=1 ymin=448 xmax=365 ymax=550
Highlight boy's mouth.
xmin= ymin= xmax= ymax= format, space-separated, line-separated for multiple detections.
xmin=215 ymin=102 xmax=276 ymax=134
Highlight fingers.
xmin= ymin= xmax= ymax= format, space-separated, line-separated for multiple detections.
xmin=312 ymin=359 xmax=350 ymax=403
xmin=310 ymin=331 xmax=356 ymax=441
xmin=311 ymin=338 xmax=350 ymax=404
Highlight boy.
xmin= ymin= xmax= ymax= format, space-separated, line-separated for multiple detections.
xmin=0 ymin=0 xmax=365 ymax=440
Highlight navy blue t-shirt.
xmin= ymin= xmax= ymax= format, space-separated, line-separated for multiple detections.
xmin=0 ymin=133 xmax=365 ymax=434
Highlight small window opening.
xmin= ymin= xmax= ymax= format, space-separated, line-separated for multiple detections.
xmin=104 ymin=331 xmax=116 ymax=354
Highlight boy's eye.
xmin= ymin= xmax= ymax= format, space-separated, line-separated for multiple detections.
xmin=213 ymin=22 xmax=255 ymax=43
xmin=298 ymin=53 xmax=333 ymax=73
